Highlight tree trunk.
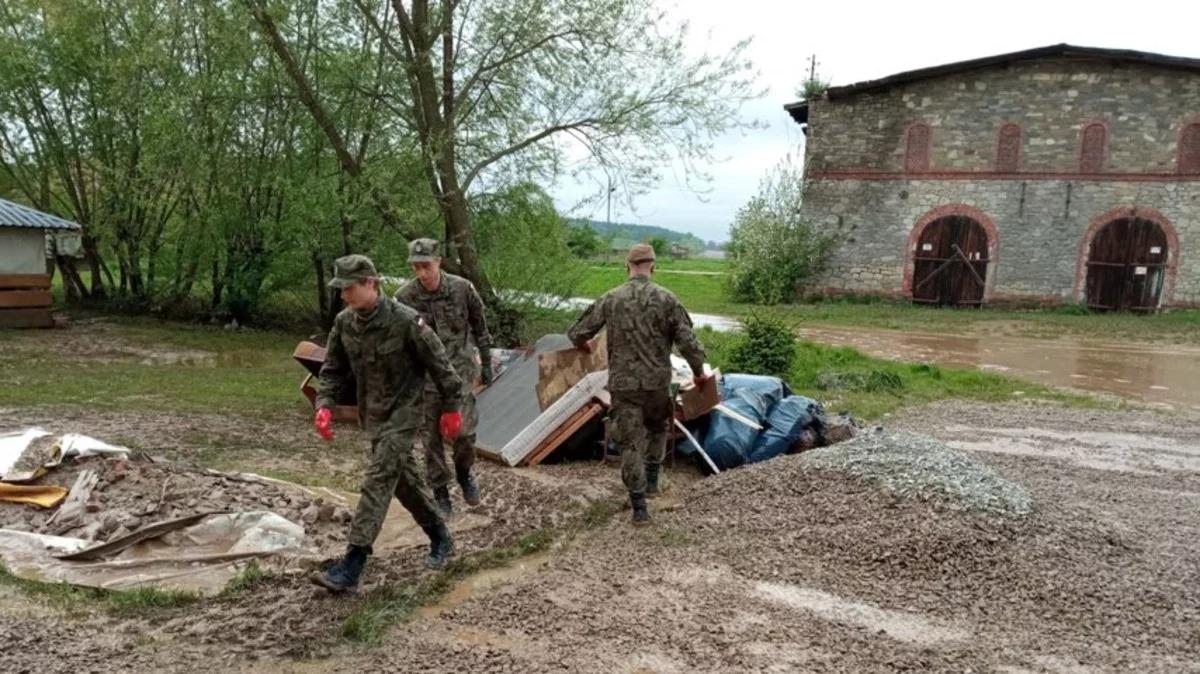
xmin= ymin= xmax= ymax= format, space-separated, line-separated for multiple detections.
xmin=57 ymin=256 xmax=87 ymax=302
xmin=82 ymin=235 xmax=107 ymax=299
xmin=442 ymin=187 xmax=489 ymax=294
xmin=211 ymin=257 xmax=223 ymax=310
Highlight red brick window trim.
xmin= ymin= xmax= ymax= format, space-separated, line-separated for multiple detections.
xmin=1080 ymin=122 xmax=1107 ymax=173
xmin=905 ymin=123 xmax=931 ymax=172
xmin=996 ymin=123 xmax=1021 ymax=172
xmin=1179 ymin=123 xmax=1200 ymax=175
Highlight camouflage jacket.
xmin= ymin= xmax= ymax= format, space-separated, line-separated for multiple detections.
xmin=395 ymin=272 xmax=492 ymax=389
xmin=317 ymin=297 xmax=463 ymax=430
xmin=568 ymin=274 xmax=706 ymax=391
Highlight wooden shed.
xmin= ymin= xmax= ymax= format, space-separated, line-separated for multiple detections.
xmin=0 ymin=198 xmax=81 ymax=328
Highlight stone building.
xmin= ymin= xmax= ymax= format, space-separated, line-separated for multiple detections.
xmin=787 ymin=44 xmax=1200 ymax=309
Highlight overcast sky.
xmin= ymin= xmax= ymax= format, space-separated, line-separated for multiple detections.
xmin=549 ymin=0 xmax=1200 ymax=243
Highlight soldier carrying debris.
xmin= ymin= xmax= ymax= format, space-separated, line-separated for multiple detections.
xmin=311 ymin=254 xmax=464 ymax=593
xmin=568 ymin=243 xmax=710 ymax=525
xmin=395 ymin=238 xmax=494 ymax=515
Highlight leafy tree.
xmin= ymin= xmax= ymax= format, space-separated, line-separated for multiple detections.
xmin=248 ymin=0 xmax=759 ymax=296
xmin=567 ymin=224 xmax=603 ymax=259
xmin=727 ymin=158 xmax=835 ymax=305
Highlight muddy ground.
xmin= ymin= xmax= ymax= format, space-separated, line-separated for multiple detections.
xmin=3 ymin=402 xmax=1199 ymax=673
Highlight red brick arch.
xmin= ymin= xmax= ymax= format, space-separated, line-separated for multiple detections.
xmin=1073 ymin=206 xmax=1180 ymax=305
xmin=902 ymin=204 xmax=1000 ymax=300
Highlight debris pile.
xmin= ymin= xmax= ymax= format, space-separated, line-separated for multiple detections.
xmin=0 ymin=429 xmax=364 ymax=594
xmin=1 ymin=455 xmax=354 ymax=546
xmin=292 ymin=333 xmax=858 ymax=473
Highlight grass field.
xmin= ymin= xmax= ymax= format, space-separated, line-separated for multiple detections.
xmin=0 ymin=312 xmax=1101 ymax=424
xmin=576 ymin=259 xmax=1200 ymax=345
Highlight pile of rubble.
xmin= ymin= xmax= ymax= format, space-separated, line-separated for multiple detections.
xmin=0 ymin=428 xmax=365 ymax=595
xmin=1 ymin=454 xmax=354 ymax=548
xmin=294 ymin=332 xmax=859 ymax=473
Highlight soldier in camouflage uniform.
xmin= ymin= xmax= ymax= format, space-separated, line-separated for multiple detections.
xmin=311 ymin=254 xmax=464 ymax=593
xmin=395 ymin=238 xmax=493 ymax=515
xmin=568 ymin=243 xmax=709 ymax=525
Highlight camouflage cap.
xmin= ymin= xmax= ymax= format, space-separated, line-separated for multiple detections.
xmin=407 ymin=238 xmax=441 ymax=263
xmin=328 ymin=254 xmax=378 ymax=288
xmin=627 ymin=243 xmax=656 ymax=264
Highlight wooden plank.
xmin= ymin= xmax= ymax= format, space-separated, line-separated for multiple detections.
xmin=522 ymin=405 xmax=598 ymax=466
xmin=0 ymin=273 xmax=51 ymax=290
xmin=0 ymin=308 xmax=53 ymax=328
xmin=0 ymin=289 xmax=51 ymax=309
xmin=521 ymin=403 xmax=603 ymax=467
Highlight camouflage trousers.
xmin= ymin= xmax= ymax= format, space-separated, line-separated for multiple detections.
xmin=348 ymin=424 xmax=443 ymax=548
xmin=420 ymin=389 xmax=479 ymax=489
xmin=610 ymin=388 xmax=673 ymax=495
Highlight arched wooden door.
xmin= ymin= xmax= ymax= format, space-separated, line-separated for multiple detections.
xmin=911 ymin=215 xmax=990 ymax=306
xmin=1085 ymin=218 xmax=1168 ymax=311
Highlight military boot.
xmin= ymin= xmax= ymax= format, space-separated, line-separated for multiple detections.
xmin=422 ymin=523 xmax=454 ymax=570
xmin=630 ymin=493 xmax=650 ymax=526
xmin=458 ymin=471 xmax=481 ymax=506
xmin=311 ymin=544 xmax=370 ymax=593
xmin=433 ymin=485 xmax=453 ymax=516
xmin=644 ymin=463 xmax=661 ymax=499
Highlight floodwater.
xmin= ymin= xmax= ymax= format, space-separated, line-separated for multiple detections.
xmin=796 ymin=327 xmax=1200 ymax=411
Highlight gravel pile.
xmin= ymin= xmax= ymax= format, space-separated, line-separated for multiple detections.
xmin=799 ymin=428 xmax=1033 ymax=517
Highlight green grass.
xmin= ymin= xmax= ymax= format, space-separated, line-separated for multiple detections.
xmin=0 ymin=563 xmax=200 ymax=617
xmin=576 ymin=261 xmax=1200 ymax=345
xmin=220 ymin=560 xmax=272 ymax=597
xmin=0 ymin=314 xmax=308 ymax=416
xmin=587 ymin=257 xmax=729 ymax=273
xmin=765 ymin=301 xmax=1200 ymax=345
xmin=577 ymin=266 xmax=731 ymax=314
xmin=698 ymin=328 xmax=1106 ymax=419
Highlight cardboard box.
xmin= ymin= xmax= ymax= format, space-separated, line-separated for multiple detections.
xmin=677 ymin=368 xmax=720 ymax=420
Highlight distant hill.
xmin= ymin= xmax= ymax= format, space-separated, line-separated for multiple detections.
xmin=567 ymin=218 xmax=709 ymax=252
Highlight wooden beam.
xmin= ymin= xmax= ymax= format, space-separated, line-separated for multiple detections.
xmin=521 ymin=403 xmax=603 ymax=467
xmin=0 ymin=289 xmax=52 ymax=308
xmin=0 ymin=273 xmax=51 ymax=290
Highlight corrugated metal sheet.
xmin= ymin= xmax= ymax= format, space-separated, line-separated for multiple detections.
xmin=476 ymin=334 xmax=572 ymax=461
xmin=0 ymin=198 xmax=81 ymax=231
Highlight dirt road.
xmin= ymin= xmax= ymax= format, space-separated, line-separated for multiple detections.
xmin=3 ymin=401 xmax=1198 ymax=673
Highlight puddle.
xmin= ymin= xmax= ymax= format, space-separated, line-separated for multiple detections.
xmin=797 ymin=327 xmax=1200 ymax=408
xmin=417 ymin=550 xmax=554 ymax=620
xmin=750 ymin=580 xmax=970 ymax=646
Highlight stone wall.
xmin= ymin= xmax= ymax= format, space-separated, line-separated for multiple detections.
xmin=799 ymin=56 xmax=1200 ymax=307
xmin=805 ymin=59 xmax=1200 ymax=174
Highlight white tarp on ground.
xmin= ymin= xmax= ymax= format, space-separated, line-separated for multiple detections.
xmin=0 ymin=428 xmax=130 ymax=482
xmin=0 ymin=511 xmax=306 ymax=596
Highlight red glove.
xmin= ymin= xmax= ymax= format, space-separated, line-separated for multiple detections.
xmin=440 ymin=411 xmax=463 ymax=440
xmin=576 ymin=339 xmax=594 ymax=354
xmin=314 ymin=407 xmax=333 ymax=442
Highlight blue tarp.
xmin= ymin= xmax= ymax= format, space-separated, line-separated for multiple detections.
xmin=718 ymin=374 xmax=792 ymax=410
xmin=746 ymin=395 xmax=825 ymax=464
xmin=701 ymin=387 xmax=769 ymax=469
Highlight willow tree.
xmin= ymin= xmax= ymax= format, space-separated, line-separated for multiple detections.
xmin=248 ymin=0 xmax=758 ymax=293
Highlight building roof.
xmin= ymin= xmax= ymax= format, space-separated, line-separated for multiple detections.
xmin=0 ymin=197 xmax=82 ymax=231
xmin=785 ymin=44 xmax=1200 ymax=125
